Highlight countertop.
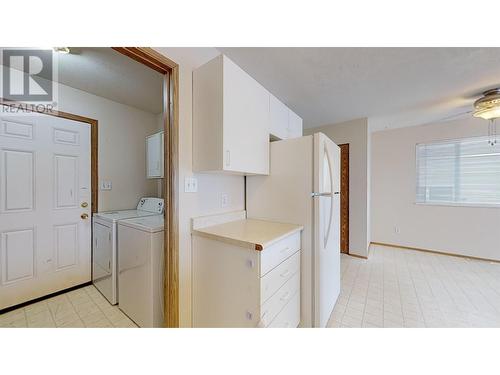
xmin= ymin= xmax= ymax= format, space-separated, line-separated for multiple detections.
xmin=192 ymin=219 xmax=303 ymax=251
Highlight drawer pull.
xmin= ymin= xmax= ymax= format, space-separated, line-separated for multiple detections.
xmin=280 ymin=269 xmax=291 ymax=278
xmin=280 ymin=291 xmax=291 ymax=301
xmin=280 ymin=246 xmax=291 ymax=254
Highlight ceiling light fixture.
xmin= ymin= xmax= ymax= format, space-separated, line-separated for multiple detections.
xmin=473 ymin=88 xmax=500 ymax=146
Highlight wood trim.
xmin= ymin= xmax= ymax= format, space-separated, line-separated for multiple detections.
xmin=371 ymin=242 xmax=500 ymax=264
xmin=347 ymin=253 xmax=368 ymax=260
xmin=339 ymin=143 xmax=349 ymax=254
xmin=112 ymin=47 xmax=177 ymax=74
xmin=0 ymin=99 xmax=98 ymax=213
xmin=113 ymin=47 xmax=180 ymax=328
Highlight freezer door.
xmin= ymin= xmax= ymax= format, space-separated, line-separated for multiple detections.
xmin=313 ymin=132 xmax=341 ymax=327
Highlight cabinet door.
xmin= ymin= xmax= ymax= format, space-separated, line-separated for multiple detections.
xmin=223 ymin=56 xmax=270 ymax=175
xmin=288 ymin=110 xmax=303 ymax=139
xmin=269 ymin=94 xmax=289 ymax=140
xmin=146 ymin=132 xmax=164 ymax=178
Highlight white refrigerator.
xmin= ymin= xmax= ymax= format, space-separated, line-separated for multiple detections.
xmin=246 ymin=132 xmax=340 ymax=328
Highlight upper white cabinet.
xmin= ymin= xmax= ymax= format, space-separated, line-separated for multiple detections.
xmin=269 ymin=94 xmax=303 ymax=141
xmin=269 ymin=94 xmax=289 ymax=140
xmin=193 ymin=55 xmax=270 ymax=175
xmin=146 ymin=131 xmax=164 ymax=179
xmin=288 ymin=110 xmax=303 ymax=139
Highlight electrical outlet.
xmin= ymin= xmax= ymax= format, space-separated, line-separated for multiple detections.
xmin=100 ymin=181 xmax=112 ymax=190
xmin=394 ymin=226 xmax=400 ymax=234
xmin=220 ymin=193 xmax=229 ymax=208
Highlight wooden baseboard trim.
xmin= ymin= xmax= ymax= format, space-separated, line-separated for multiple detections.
xmin=347 ymin=253 xmax=368 ymax=260
xmin=370 ymin=242 xmax=500 ymax=264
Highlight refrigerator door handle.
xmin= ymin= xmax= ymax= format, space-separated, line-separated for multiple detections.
xmin=311 ymin=192 xmax=335 ymax=197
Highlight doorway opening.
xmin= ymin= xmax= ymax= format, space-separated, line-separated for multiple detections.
xmin=113 ymin=48 xmax=179 ymax=328
xmin=0 ymin=48 xmax=179 ymax=328
xmin=339 ymin=143 xmax=349 ymax=254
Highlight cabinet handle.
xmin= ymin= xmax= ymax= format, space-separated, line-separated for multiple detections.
xmin=280 ymin=291 xmax=291 ymax=301
xmin=280 ymin=246 xmax=291 ymax=254
xmin=280 ymin=269 xmax=291 ymax=278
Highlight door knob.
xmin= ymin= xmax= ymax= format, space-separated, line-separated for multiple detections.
xmin=81 ymin=202 xmax=88 ymax=208
xmin=81 ymin=213 xmax=89 ymax=220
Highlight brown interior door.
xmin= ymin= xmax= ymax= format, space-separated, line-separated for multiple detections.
xmin=339 ymin=144 xmax=349 ymax=254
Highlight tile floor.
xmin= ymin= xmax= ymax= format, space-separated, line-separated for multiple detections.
xmin=328 ymin=244 xmax=500 ymax=328
xmin=0 ymin=285 xmax=137 ymax=328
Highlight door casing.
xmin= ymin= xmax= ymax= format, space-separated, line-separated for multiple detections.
xmin=112 ymin=47 xmax=180 ymax=328
xmin=339 ymin=143 xmax=349 ymax=254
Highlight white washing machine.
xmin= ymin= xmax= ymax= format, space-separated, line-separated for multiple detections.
xmin=92 ymin=197 xmax=164 ymax=305
xmin=118 ymin=215 xmax=164 ymax=328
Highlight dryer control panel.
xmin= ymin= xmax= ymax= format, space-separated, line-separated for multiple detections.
xmin=137 ymin=197 xmax=164 ymax=214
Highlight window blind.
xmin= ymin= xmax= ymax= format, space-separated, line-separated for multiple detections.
xmin=416 ymin=136 xmax=500 ymax=206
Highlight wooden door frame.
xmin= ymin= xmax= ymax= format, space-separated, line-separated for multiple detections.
xmin=0 ymin=100 xmax=98 ymax=213
xmin=112 ymin=47 xmax=179 ymax=328
xmin=339 ymin=143 xmax=349 ymax=254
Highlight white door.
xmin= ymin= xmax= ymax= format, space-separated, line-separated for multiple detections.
xmin=313 ymin=132 xmax=340 ymax=327
xmin=0 ymin=112 xmax=91 ymax=309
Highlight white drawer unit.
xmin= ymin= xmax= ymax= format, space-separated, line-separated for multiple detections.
xmin=192 ymin=214 xmax=303 ymax=328
xmin=260 ymin=231 xmax=300 ymax=276
xmin=260 ymin=271 xmax=300 ymax=327
xmin=261 ymin=250 xmax=300 ymax=303
xmin=267 ymin=292 xmax=300 ymax=328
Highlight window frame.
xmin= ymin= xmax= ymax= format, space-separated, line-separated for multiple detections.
xmin=415 ymin=136 xmax=500 ymax=209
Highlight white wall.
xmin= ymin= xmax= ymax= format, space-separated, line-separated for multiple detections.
xmin=371 ymin=117 xmax=500 ymax=261
xmin=154 ymin=48 xmax=245 ymax=327
xmin=305 ymin=118 xmax=370 ymax=257
xmin=56 ymin=82 xmax=159 ymax=211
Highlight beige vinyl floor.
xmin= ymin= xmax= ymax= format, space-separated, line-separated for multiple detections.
xmin=0 ymin=285 xmax=137 ymax=328
xmin=328 ymin=244 xmax=500 ymax=328
xmin=2 ymin=245 xmax=499 ymax=328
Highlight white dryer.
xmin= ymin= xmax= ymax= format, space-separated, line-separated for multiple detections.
xmin=118 ymin=215 xmax=164 ymax=328
xmin=92 ymin=197 xmax=164 ymax=304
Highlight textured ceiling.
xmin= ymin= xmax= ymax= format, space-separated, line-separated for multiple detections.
xmin=218 ymin=47 xmax=500 ymax=131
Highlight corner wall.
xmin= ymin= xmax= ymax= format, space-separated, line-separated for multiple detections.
xmin=154 ymin=48 xmax=245 ymax=327
xmin=305 ymin=118 xmax=370 ymax=257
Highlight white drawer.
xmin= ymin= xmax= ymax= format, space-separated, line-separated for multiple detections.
xmin=260 ymin=250 xmax=300 ymax=303
xmin=260 ymin=231 xmax=300 ymax=276
xmin=267 ymin=291 xmax=300 ymax=328
xmin=260 ymin=271 xmax=299 ymax=327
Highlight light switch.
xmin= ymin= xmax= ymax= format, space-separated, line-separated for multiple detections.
xmin=184 ymin=177 xmax=198 ymax=193
xmin=100 ymin=181 xmax=112 ymax=190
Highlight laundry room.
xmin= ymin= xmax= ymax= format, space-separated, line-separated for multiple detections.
xmin=0 ymin=47 xmax=166 ymax=327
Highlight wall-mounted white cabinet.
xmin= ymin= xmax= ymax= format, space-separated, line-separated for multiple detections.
xmin=146 ymin=131 xmax=164 ymax=179
xmin=288 ymin=110 xmax=303 ymax=139
xmin=269 ymin=94 xmax=289 ymax=140
xmin=269 ymin=94 xmax=303 ymax=141
xmin=193 ymin=55 xmax=270 ymax=175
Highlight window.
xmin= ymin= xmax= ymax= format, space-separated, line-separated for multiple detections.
xmin=416 ymin=136 xmax=500 ymax=206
